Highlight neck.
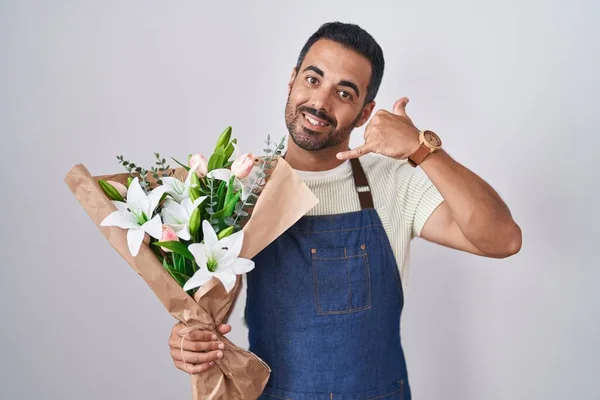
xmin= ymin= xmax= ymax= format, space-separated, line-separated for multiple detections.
xmin=284 ymin=137 xmax=350 ymax=171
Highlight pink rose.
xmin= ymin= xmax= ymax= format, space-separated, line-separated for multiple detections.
xmin=231 ymin=153 xmax=255 ymax=179
xmin=160 ymin=225 xmax=179 ymax=252
xmin=189 ymin=153 xmax=208 ymax=178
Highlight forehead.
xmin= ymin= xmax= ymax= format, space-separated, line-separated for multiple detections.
xmin=300 ymin=39 xmax=372 ymax=93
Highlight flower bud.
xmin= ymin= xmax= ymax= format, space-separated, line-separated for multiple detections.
xmin=188 ymin=208 xmax=201 ymax=237
xmin=160 ymin=225 xmax=179 ymax=252
xmin=106 ymin=180 xmax=128 ymax=198
xmin=189 ymin=153 xmax=208 ymax=178
xmin=215 ymin=126 xmax=232 ymax=150
xmin=231 ymin=153 xmax=255 ymax=179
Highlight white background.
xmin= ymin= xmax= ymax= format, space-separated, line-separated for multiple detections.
xmin=1 ymin=1 xmax=599 ymax=399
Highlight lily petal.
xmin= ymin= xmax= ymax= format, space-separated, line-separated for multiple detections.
xmin=162 ymin=199 xmax=188 ymax=225
xmin=100 ymin=210 xmax=140 ymax=230
xmin=177 ymin=224 xmax=191 ymax=241
xmin=161 ymin=177 xmax=187 ymax=202
xmin=127 ymin=228 xmax=145 ymax=257
xmin=207 ymin=168 xmax=233 ymax=182
xmin=213 ymin=271 xmax=237 ymax=293
xmin=188 ymin=243 xmax=208 ymax=266
xmin=147 ymin=185 xmax=167 ymax=214
xmin=216 ymin=230 xmax=244 ymax=268
xmin=184 ymin=167 xmax=197 ymax=189
xmin=112 ymin=201 xmax=129 ymax=213
xmin=231 ymin=140 xmax=241 ymax=159
xmin=202 ymin=220 xmax=218 ymax=248
xmin=126 ymin=178 xmax=150 ymax=216
xmin=229 ymin=258 xmax=255 ymax=275
xmin=192 ymin=196 xmax=208 ymax=209
xmin=180 ymin=198 xmax=195 ymax=217
xmin=183 ymin=266 xmax=214 ymax=291
xmin=142 ymin=214 xmax=163 ymax=239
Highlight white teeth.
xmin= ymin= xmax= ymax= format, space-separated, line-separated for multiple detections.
xmin=304 ymin=114 xmax=327 ymax=127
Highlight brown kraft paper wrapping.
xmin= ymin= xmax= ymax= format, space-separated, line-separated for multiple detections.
xmin=64 ymin=156 xmax=319 ymax=400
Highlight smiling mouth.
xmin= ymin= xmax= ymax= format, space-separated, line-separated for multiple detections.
xmin=302 ymin=112 xmax=330 ymax=128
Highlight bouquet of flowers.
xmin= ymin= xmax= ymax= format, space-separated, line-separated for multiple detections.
xmin=64 ymin=126 xmax=318 ymax=400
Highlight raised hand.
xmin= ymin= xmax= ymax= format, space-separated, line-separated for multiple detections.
xmin=337 ymin=97 xmax=421 ymax=161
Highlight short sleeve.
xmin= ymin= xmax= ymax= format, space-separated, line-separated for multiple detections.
xmin=396 ymin=164 xmax=445 ymax=238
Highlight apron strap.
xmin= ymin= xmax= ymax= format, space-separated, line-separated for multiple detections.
xmin=350 ymin=158 xmax=374 ymax=210
xmin=282 ymin=152 xmax=374 ymax=210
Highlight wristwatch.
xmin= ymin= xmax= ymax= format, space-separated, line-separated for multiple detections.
xmin=407 ymin=130 xmax=442 ymax=167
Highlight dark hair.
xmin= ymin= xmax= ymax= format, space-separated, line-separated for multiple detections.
xmin=295 ymin=22 xmax=385 ymax=105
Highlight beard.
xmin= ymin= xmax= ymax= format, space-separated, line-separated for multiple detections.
xmin=284 ymin=96 xmax=362 ymax=152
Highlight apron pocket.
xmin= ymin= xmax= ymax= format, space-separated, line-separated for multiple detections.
xmin=311 ymin=244 xmax=372 ymax=315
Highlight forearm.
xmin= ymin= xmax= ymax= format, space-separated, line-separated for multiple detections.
xmin=420 ymin=150 xmax=522 ymax=256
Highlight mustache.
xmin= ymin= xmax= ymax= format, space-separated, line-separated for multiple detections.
xmin=298 ymin=106 xmax=336 ymax=127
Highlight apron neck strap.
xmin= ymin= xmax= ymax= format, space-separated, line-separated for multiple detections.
xmin=282 ymin=152 xmax=374 ymax=210
xmin=349 ymin=158 xmax=374 ymax=210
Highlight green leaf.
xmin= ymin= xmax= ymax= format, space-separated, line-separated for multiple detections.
xmin=173 ymin=253 xmax=187 ymax=274
xmin=163 ymin=259 xmax=191 ymax=289
xmin=98 ymin=180 xmax=124 ymax=202
xmin=216 ymin=180 xmax=227 ymax=210
xmin=222 ymin=192 xmax=241 ymax=220
xmin=153 ymin=241 xmax=194 ymax=260
xmin=189 ymin=186 xmax=201 ymax=202
xmin=208 ymin=147 xmax=225 ymax=172
xmin=223 ymin=138 xmax=237 ymax=162
xmin=171 ymin=156 xmax=191 ymax=171
xmin=224 ymin=175 xmax=236 ymax=206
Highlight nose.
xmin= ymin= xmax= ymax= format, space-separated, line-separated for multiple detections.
xmin=309 ymin=89 xmax=333 ymax=114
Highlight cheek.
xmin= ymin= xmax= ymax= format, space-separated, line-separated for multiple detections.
xmin=289 ymin=85 xmax=311 ymax=106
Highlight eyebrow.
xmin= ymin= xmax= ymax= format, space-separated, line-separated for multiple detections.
xmin=302 ymin=65 xmax=361 ymax=98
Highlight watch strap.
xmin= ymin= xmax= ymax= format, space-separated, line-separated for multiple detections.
xmin=407 ymin=144 xmax=431 ymax=167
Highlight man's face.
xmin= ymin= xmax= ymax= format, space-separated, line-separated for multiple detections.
xmin=285 ymin=39 xmax=375 ymax=152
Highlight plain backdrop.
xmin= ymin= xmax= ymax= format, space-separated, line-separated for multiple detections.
xmin=1 ymin=1 xmax=599 ymax=399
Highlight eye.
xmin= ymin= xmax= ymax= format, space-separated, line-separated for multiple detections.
xmin=306 ymin=76 xmax=319 ymax=85
xmin=338 ymin=90 xmax=353 ymax=100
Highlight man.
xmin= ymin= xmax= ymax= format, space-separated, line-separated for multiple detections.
xmin=168 ymin=22 xmax=522 ymax=399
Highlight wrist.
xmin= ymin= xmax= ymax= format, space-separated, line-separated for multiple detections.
xmin=407 ymin=130 xmax=443 ymax=167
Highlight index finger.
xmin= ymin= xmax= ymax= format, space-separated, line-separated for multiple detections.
xmin=183 ymin=330 xmax=218 ymax=342
xmin=336 ymin=144 xmax=373 ymax=160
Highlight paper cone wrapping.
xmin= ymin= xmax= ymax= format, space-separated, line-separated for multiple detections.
xmin=65 ymin=156 xmax=318 ymax=400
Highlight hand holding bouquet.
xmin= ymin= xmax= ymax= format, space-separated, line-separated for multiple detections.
xmin=65 ymin=127 xmax=318 ymax=399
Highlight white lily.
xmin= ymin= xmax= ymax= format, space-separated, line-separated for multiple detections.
xmin=160 ymin=196 xmax=207 ymax=241
xmin=207 ymin=168 xmax=251 ymax=201
xmin=100 ymin=177 xmax=166 ymax=257
xmin=161 ymin=170 xmax=198 ymax=203
xmin=184 ymin=221 xmax=254 ymax=293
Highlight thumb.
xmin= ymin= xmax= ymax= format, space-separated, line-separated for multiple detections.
xmin=393 ymin=97 xmax=409 ymax=116
xmin=218 ymin=324 xmax=232 ymax=334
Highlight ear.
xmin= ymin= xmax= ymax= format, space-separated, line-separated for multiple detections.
xmin=288 ymin=67 xmax=297 ymax=93
xmin=354 ymin=101 xmax=376 ymax=127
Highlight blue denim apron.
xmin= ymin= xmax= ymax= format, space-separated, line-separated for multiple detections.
xmin=246 ymin=158 xmax=411 ymax=400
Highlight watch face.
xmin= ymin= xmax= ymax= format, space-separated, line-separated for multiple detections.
xmin=424 ymin=131 xmax=441 ymax=147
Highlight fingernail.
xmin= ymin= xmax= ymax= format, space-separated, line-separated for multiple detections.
xmin=218 ymin=343 xmax=224 ymax=349
xmin=336 ymin=153 xmax=342 ymax=159
xmin=217 ymin=351 xmax=223 ymax=358
xmin=212 ymin=335 xmax=218 ymax=340
xmin=210 ymin=361 xmax=215 ymax=366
